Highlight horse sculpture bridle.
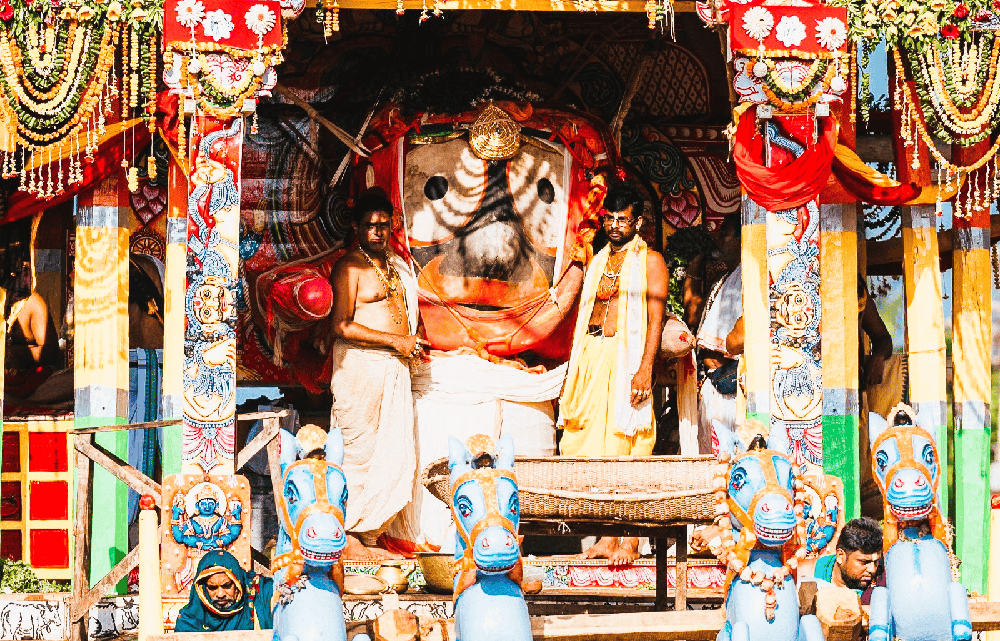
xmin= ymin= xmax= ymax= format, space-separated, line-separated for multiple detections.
xmin=271 ymin=458 xmax=347 ymax=592
xmin=450 ymin=466 xmax=523 ymax=599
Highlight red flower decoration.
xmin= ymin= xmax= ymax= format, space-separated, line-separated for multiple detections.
xmin=994 ymin=0 xmax=1000 ymax=12
xmin=0 ymin=2 xmax=12 ymax=20
xmin=940 ymin=23 xmax=961 ymax=37
xmin=975 ymin=8 xmax=993 ymax=20
xmin=953 ymin=3 xmax=969 ymax=18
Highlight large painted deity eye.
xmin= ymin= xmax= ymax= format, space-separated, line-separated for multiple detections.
xmin=922 ymin=443 xmax=935 ymax=466
xmin=876 ymin=451 xmax=888 ymax=472
xmin=424 ymin=176 xmax=449 ymax=200
xmin=730 ymin=468 xmax=746 ymax=492
xmin=457 ymin=497 xmax=473 ymax=518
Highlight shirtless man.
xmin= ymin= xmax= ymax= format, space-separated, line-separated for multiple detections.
xmin=330 ymin=189 xmax=427 ymax=561
xmin=5 ymin=290 xmax=62 ymax=398
xmin=558 ymin=181 xmax=669 ymax=565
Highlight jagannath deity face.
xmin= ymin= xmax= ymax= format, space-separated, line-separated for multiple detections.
xmin=193 ymin=277 xmax=234 ymax=327
xmin=196 ymin=497 xmax=219 ymax=516
xmin=776 ymin=283 xmax=813 ymax=337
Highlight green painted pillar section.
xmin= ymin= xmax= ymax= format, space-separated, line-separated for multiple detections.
xmin=820 ymin=203 xmax=861 ymax=522
xmin=74 ymin=180 xmax=131 ymax=592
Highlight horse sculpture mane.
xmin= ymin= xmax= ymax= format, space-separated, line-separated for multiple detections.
xmin=271 ymin=424 xmax=350 ymax=641
xmin=711 ymin=422 xmax=823 ymax=641
xmin=867 ymin=405 xmax=971 ymax=641
xmin=448 ymin=434 xmax=531 ymax=641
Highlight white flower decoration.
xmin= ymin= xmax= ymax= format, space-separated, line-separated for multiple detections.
xmin=175 ymin=0 xmax=205 ymax=27
xmin=742 ymin=6 xmax=775 ymax=41
xmin=245 ymin=4 xmax=277 ymax=36
xmin=775 ymin=15 xmax=807 ymax=47
xmin=202 ymin=9 xmax=234 ymax=42
xmin=814 ymin=16 xmax=847 ymax=51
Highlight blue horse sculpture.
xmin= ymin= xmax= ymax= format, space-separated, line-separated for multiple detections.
xmin=712 ymin=424 xmax=824 ymax=641
xmin=867 ymin=406 xmax=971 ymax=641
xmin=448 ymin=434 xmax=531 ymax=641
xmin=271 ymin=424 xmax=350 ymax=641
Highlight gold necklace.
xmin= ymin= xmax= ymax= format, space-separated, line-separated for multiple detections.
xmin=359 ymin=247 xmax=407 ymax=327
xmin=596 ymin=247 xmax=628 ymax=301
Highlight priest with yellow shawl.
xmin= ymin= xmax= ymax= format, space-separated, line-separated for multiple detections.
xmin=558 ymin=180 xmax=669 ymax=565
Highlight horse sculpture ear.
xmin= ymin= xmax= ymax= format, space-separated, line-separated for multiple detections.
xmin=496 ymin=434 xmax=515 ymax=471
xmin=713 ymin=420 xmax=744 ymax=457
xmin=326 ymin=425 xmax=345 ymax=466
xmin=449 ymin=436 xmax=473 ymax=485
xmin=868 ymin=412 xmax=889 ymax=452
xmin=278 ymin=428 xmax=297 ymax=477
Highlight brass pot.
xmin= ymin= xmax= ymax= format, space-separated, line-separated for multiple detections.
xmin=375 ymin=561 xmax=415 ymax=594
xmin=416 ymin=553 xmax=454 ymax=594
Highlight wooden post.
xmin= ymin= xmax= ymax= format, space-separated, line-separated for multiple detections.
xmin=138 ymin=496 xmax=164 ymax=641
xmin=74 ymin=176 xmax=130 ymax=588
xmin=72 ymin=436 xmax=93 ymax=641
xmin=181 ymin=115 xmax=245 ymax=476
xmin=742 ymin=197 xmax=770 ymax=426
xmin=820 ymin=203 xmax=861 ymax=520
xmin=672 ymin=525 xmax=687 ymax=612
xmin=161 ymin=161 xmax=188 ymax=476
xmin=951 ymin=138 xmax=992 ymax=595
xmin=901 ymin=205 xmax=947 ymax=503
xmin=676 ymin=356 xmax=699 ymax=455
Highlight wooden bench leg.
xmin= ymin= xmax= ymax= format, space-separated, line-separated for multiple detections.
xmin=655 ymin=537 xmax=669 ymax=611
xmin=673 ymin=525 xmax=687 ymax=612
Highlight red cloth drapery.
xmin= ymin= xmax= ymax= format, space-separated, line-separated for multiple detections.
xmin=732 ymin=110 xmax=838 ymax=211
xmin=831 ymin=153 xmax=922 ymax=206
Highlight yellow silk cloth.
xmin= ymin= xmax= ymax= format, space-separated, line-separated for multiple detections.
xmin=558 ymin=333 xmax=655 ymax=455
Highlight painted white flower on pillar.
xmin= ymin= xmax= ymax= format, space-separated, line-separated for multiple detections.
xmin=814 ymin=17 xmax=847 ymax=51
xmin=775 ymin=15 xmax=807 ymax=47
xmin=743 ymin=6 xmax=775 ymax=41
xmin=202 ymin=9 xmax=235 ymax=42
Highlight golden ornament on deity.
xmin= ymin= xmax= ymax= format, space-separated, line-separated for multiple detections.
xmin=469 ymin=103 xmax=521 ymax=161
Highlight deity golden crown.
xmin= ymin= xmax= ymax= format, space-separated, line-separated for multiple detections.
xmin=196 ymin=485 xmax=217 ymax=502
xmin=469 ymin=104 xmax=521 ymax=161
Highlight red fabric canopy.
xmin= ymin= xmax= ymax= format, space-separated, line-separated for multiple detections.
xmin=732 ymin=110 xmax=838 ymax=211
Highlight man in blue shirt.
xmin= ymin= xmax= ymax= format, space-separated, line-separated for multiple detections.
xmin=813 ymin=517 xmax=883 ymax=605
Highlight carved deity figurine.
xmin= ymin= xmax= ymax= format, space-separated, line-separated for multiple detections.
xmin=271 ymin=424 xmax=349 ymax=641
xmin=712 ymin=422 xmax=825 ymax=641
xmin=867 ymin=405 xmax=972 ymax=641
xmin=448 ymin=434 xmax=531 ymax=641
xmin=171 ymin=482 xmax=243 ymax=550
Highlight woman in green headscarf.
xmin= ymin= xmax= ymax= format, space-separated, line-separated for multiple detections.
xmin=174 ymin=550 xmax=274 ymax=631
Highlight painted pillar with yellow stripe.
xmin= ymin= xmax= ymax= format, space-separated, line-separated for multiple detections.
xmin=74 ymin=176 xmax=130 ymax=587
xmin=742 ymin=197 xmax=770 ymax=426
xmin=0 ymin=286 xmax=6 ymax=456
xmin=160 ymin=162 xmax=187 ymax=476
xmin=820 ymin=203 xmax=860 ymax=520
xmin=901 ymin=205 xmax=948 ymax=509
xmin=951 ymin=139 xmax=991 ymax=594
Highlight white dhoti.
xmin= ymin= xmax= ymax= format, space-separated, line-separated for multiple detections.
xmin=330 ymin=340 xmax=417 ymax=541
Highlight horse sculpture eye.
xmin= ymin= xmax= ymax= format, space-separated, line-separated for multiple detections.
xmin=731 ymin=469 xmax=746 ymax=491
xmin=340 ymin=487 xmax=348 ymax=507
xmin=876 ymin=451 xmax=888 ymax=471
xmin=922 ymin=444 xmax=935 ymax=465
xmin=285 ymin=485 xmax=299 ymax=504
xmin=457 ymin=498 xmax=473 ymax=518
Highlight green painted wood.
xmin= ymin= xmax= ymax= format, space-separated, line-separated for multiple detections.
xmin=955 ymin=426 xmax=989 ymax=594
xmin=823 ymin=413 xmax=860 ymax=522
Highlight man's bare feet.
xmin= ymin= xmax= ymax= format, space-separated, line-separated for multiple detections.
xmin=342 ymin=534 xmax=404 ymax=563
xmin=578 ymin=536 xmax=639 ymax=567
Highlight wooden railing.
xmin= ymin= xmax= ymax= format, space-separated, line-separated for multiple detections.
xmin=70 ymin=410 xmax=289 ymax=641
